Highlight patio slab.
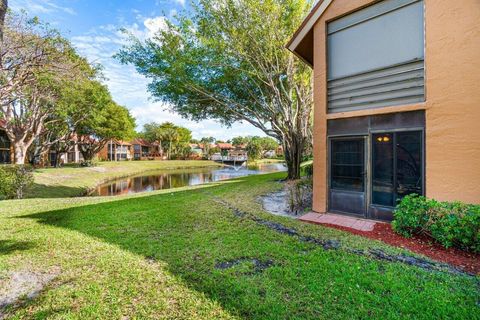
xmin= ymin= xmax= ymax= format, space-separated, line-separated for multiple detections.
xmin=299 ymin=212 xmax=377 ymax=232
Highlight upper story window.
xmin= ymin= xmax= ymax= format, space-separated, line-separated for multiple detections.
xmin=327 ymin=0 xmax=425 ymax=113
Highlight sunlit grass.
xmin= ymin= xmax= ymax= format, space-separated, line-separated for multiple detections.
xmin=0 ymin=173 xmax=478 ymax=319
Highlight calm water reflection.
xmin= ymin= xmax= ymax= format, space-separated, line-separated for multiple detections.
xmin=91 ymin=163 xmax=286 ymax=196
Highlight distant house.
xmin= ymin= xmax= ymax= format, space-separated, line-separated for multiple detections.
xmin=131 ymin=138 xmax=152 ymax=160
xmin=0 ymin=120 xmax=84 ymax=166
xmin=98 ymin=140 xmax=133 ymax=161
xmin=47 ymin=142 xmax=84 ymax=167
xmin=216 ymin=143 xmax=234 ymax=156
xmin=287 ymin=0 xmax=480 ymax=220
xmin=189 ymin=143 xmax=204 ymax=158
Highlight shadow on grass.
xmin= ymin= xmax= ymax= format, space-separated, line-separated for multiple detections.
xmin=26 ymin=183 xmax=87 ymax=199
xmin=0 ymin=240 xmax=36 ymax=255
xmin=17 ymin=176 xmax=305 ymax=318
xmin=16 ymin=174 xmax=478 ymax=319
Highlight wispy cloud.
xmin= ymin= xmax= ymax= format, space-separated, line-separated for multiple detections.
xmin=10 ymin=0 xmax=76 ymax=16
xmin=155 ymin=0 xmax=186 ymax=8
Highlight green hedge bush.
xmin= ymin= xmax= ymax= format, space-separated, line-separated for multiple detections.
xmin=302 ymin=162 xmax=313 ymax=178
xmin=393 ymin=194 xmax=480 ymax=253
xmin=0 ymin=165 xmax=34 ymax=200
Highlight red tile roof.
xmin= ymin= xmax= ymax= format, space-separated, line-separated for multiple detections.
xmin=131 ymin=138 xmax=152 ymax=146
xmin=217 ymin=143 xmax=234 ymax=150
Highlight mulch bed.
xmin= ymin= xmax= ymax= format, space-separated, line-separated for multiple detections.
xmin=318 ymin=222 xmax=480 ymax=275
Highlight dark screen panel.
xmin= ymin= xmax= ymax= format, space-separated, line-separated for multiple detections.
xmin=331 ymin=139 xmax=364 ymax=192
xmin=396 ymin=131 xmax=423 ymax=200
xmin=372 ymin=133 xmax=394 ymax=206
xmin=372 ymin=131 xmax=423 ymax=207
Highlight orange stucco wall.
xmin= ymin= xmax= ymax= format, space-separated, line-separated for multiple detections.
xmin=311 ymin=0 xmax=480 ymax=213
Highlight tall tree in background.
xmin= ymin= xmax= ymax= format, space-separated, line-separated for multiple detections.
xmin=118 ymin=0 xmax=313 ymax=179
xmin=199 ymin=137 xmax=215 ymax=157
xmin=142 ymin=122 xmax=192 ymax=159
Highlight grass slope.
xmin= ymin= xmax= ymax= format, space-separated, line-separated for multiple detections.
xmin=0 ymin=173 xmax=478 ymax=319
xmin=27 ymin=160 xmax=221 ymax=198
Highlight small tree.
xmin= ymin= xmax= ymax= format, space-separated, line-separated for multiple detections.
xmin=0 ymin=165 xmax=33 ymax=199
xmin=246 ymin=139 xmax=262 ymax=161
xmin=142 ymin=122 xmax=192 ymax=159
xmin=77 ymin=101 xmax=136 ymax=161
xmin=200 ymin=137 xmax=215 ymax=158
xmin=231 ymin=136 xmax=251 ymax=148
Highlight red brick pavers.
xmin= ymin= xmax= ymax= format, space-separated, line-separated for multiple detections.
xmin=299 ymin=212 xmax=377 ymax=232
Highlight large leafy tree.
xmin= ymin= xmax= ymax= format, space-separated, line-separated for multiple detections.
xmin=0 ymin=12 xmax=92 ymax=164
xmin=76 ymin=98 xmax=136 ymax=161
xmin=117 ymin=0 xmax=313 ymax=179
xmin=27 ymin=62 xmax=104 ymax=165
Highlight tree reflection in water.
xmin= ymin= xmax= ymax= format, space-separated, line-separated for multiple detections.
xmin=92 ymin=163 xmax=286 ymax=196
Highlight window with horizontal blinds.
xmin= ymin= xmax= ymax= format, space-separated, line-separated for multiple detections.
xmin=327 ymin=0 xmax=425 ymax=113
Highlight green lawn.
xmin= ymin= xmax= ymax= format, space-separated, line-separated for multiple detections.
xmin=0 ymin=172 xmax=478 ymax=319
xmin=27 ymin=160 xmax=221 ymax=198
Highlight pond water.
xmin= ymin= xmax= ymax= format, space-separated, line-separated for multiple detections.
xmin=90 ymin=163 xmax=286 ymax=196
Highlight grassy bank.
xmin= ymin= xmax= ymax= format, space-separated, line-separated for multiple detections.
xmin=0 ymin=173 xmax=478 ymax=319
xmin=27 ymin=160 xmax=221 ymax=198
xmin=247 ymin=159 xmax=284 ymax=166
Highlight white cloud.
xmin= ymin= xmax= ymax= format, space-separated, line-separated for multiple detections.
xmin=174 ymin=0 xmax=186 ymax=7
xmin=143 ymin=16 xmax=169 ymax=39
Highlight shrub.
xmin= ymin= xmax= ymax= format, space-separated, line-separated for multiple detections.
xmin=302 ymin=163 xmax=313 ymax=178
xmin=0 ymin=165 xmax=34 ymax=200
xmin=393 ymin=195 xmax=480 ymax=253
xmin=80 ymin=159 xmax=98 ymax=167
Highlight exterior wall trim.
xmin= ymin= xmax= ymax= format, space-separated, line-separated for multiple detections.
xmin=325 ymin=102 xmax=426 ymax=120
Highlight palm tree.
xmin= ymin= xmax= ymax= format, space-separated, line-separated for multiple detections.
xmin=157 ymin=123 xmax=179 ymax=160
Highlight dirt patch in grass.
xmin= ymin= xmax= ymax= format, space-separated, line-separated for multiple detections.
xmin=314 ymin=222 xmax=480 ymax=275
xmin=0 ymin=267 xmax=61 ymax=318
xmin=260 ymin=181 xmax=312 ymax=217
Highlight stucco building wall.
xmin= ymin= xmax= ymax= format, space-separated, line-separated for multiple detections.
xmin=311 ymin=0 xmax=480 ymax=213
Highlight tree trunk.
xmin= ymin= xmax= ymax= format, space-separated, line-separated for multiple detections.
xmin=78 ymin=144 xmax=97 ymax=161
xmin=13 ymin=140 xmax=29 ymax=165
xmin=283 ymin=135 xmax=304 ymax=180
xmin=80 ymin=148 xmax=95 ymax=161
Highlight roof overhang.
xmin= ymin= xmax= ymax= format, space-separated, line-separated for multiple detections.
xmin=286 ymin=0 xmax=334 ymax=67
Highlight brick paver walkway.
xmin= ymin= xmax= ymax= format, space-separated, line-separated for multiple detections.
xmin=299 ymin=212 xmax=377 ymax=232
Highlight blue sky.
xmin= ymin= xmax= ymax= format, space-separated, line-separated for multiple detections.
xmin=9 ymin=0 xmax=267 ymax=140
